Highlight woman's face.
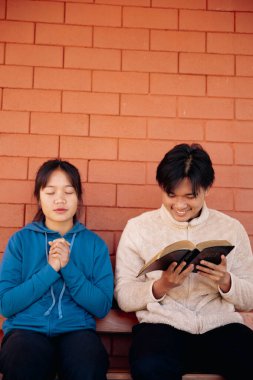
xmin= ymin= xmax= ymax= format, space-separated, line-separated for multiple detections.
xmin=39 ymin=169 xmax=78 ymax=234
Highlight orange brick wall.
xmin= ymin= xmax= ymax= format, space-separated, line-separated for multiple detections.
xmin=0 ymin=0 xmax=253 ymax=262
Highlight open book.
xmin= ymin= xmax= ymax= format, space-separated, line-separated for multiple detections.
xmin=137 ymin=240 xmax=234 ymax=277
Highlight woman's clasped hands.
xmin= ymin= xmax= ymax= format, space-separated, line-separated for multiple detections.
xmin=48 ymin=238 xmax=70 ymax=272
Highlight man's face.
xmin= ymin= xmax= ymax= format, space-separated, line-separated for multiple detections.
xmin=162 ymin=177 xmax=208 ymax=222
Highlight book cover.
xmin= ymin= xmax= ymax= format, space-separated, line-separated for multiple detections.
xmin=137 ymin=240 xmax=234 ymax=277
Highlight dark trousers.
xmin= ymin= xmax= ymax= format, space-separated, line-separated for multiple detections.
xmin=0 ymin=328 xmax=108 ymax=380
xmin=130 ymin=322 xmax=253 ymax=380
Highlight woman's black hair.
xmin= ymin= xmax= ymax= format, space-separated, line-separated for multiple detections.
xmin=33 ymin=159 xmax=83 ymax=222
xmin=156 ymin=143 xmax=215 ymax=196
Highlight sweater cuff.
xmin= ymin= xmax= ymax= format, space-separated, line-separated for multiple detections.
xmin=218 ymin=271 xmax=234 ymax=297
xmin=149 ymin=280 xmax=166 ymax=303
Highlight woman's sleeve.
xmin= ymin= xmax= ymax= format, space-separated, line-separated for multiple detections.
xmin=60 ymin=237 xmax=114 ymax=319
xmin=0 ymin=233 xmax=60 ymax=317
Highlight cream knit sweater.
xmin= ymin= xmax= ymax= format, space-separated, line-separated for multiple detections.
xmin=114 ymin=203 xmax=253 ymax=334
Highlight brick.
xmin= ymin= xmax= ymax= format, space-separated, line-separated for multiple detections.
xmin=151 ymin=31 xmax=205 ymax=52
xmin=0 ymin=180 xmax=34 ymax=203
xmin=180 ymin=53 xmax=234 ymax=75
xmin=235 ymin=190 xmax=253 ymax=211
xmin=0 ymin=43 xmax=4 ymax=63
xmin=3 ymin=89 xmax=61 ymax=112
xmin=121 ymin=94 xmax=176 ymax=117
xmin=28 ymin=158 xmax=88 ymax=182
xmin=93 ymin=71 xmax=148 ymax=94
xmin=90 ymin=116 xmax=146 ymax=138
xmin=34 ymin=68 xmax=91 ymax=91
xmin=123 ymin=7 xmax=177 ymax=29
xmin=150 ymin=73 xmax=205 ymax=96
xmin=60 ymin=136 xmax=117 ymax=160
xmin=122 ymin=50 xmax=178 ymax=73
xmin=6 ymin=43 xmax=63 ymax=67
xmin=207 ymin=33 xmax=253 ymax=55
xmin=180 ymin=10 xmax=233 ymax=32
xmin=0 ymin=204 xmax=24 ymax=228
xmin=202 ymin=143 xmax=233 ymax=165
xmin=208 ymin=0 xmax=253 ymax=11
xmin=0 ymin=111 xmax=29 ymax=133
xmin=0 ymin=65 xmax=33 ymax=88
xmin=227 ymin=212 xmax=253 ymax=235
xmin=88 ymin=161 xmax=146 ymax=184
xmin=66 ymin=3 xmax=121 ymax=27
xmin=236 ymin=13 xmax=253 ymax=33
xmin=215 ymin=165 xmax=253 ymax=188
xmin=119 ymin=139 xmax=177 ymax=162
xmin=62 ymin=92 xmax=119 ymax=115
xmin=25 ymin=204 xmax=38 ymax=225
xmin=86 ymin=207 xmax=146 ymax=231
xmin=178 ymin=97 xmax=234 ymax=119
xmin=207 ymin=188 xmax=233 ymax=211
xmin=84 ymin=183 xmax=116 ymax=206
xmin=208 ymin=76 xmax=253 ymax=98
xmin=236 ymin=56 xmax=253 ymax=77
xmin=94 ymin=27 xmax=149 ymax=50
xmin=0 ymin=134 xmax=59 ymax=157
xmin=206 ymin=121 xmax=253 ymax=143
xmin=117 ymin=185 xmax=161 ymax=208
xmin=0 ymin=1 xmax=5 ymax=18
xmin=0 ymin=228 xmax=18 ymax=253
xmin=153 ymin=0 xmax=206 ymax=9
xmin=36 ymin=23 xmax=92 ymax=47
xmin=31 ymin=112 xmax=89 ymax=136
xmin=95 ymin=231 xmax=115 ymax=255
xmin=148 ymin=119 xmax=204 ymax=140
xmin=0 ymin=21 xmax=34 ymax=43
xmin=96 ymin=0 xmax=149 ymax=5
xmin=65 ymin=47 xmax=120 ymax=70
xmin=236 ymin=99 xmax=253 ymax=120
xmin=0 ymin=157 xmax=28 ymax=179
xmin=146 ymin=162 xmax=158 ymax=185
xmin=7 ymin=0 xmax=64 ymax=23
xmin=235 ymin=144 xmax=253 ymax=165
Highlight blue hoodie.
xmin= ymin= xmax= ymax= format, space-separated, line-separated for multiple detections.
xmin=0 ymin=221 xmax=113 ymax=336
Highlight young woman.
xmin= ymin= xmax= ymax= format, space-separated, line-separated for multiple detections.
xmin=0 ymin=159 xmax=114 ymax=380
xmin=115 ymin=144 xmax=253 ymax=380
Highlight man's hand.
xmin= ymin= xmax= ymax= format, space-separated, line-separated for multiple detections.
xmin=196 ymin=255 xmax=231 ymax=293
xmin=152 ymin=261 xmax=194 ymax=299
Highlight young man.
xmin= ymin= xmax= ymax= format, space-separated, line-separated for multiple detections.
xmin=114 ymin=143 xmax=253 ymax=380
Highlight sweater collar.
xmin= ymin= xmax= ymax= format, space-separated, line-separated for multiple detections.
xmin=159 ymin=202 xmax=209 ymax=229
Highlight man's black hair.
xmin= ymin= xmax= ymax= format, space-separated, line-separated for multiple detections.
xmin=156 ymin=143 xmax=215 ymax=196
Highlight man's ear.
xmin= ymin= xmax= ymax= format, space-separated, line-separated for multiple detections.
xmin=205 ymin=187 xmax=210 ymax=197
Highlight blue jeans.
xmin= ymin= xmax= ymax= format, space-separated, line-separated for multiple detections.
xmin=0 ymin=328 xmax=108 ymax=380
xmin=130 ymin=322 xmax=253 ymax=380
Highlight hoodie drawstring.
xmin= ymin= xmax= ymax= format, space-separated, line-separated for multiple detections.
xmin=44 ymin=233 xmax=76 ymax=319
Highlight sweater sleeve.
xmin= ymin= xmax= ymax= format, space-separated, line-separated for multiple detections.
xmin=0 ymin=233 xmax=60 ymax=318
xmin=60 ymin=238 xmax=113 ymax=319
xmin=219 ymin=222 xmax=253 ymax=311
xmin=114 ymin=220 xmax=164 ymax=312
